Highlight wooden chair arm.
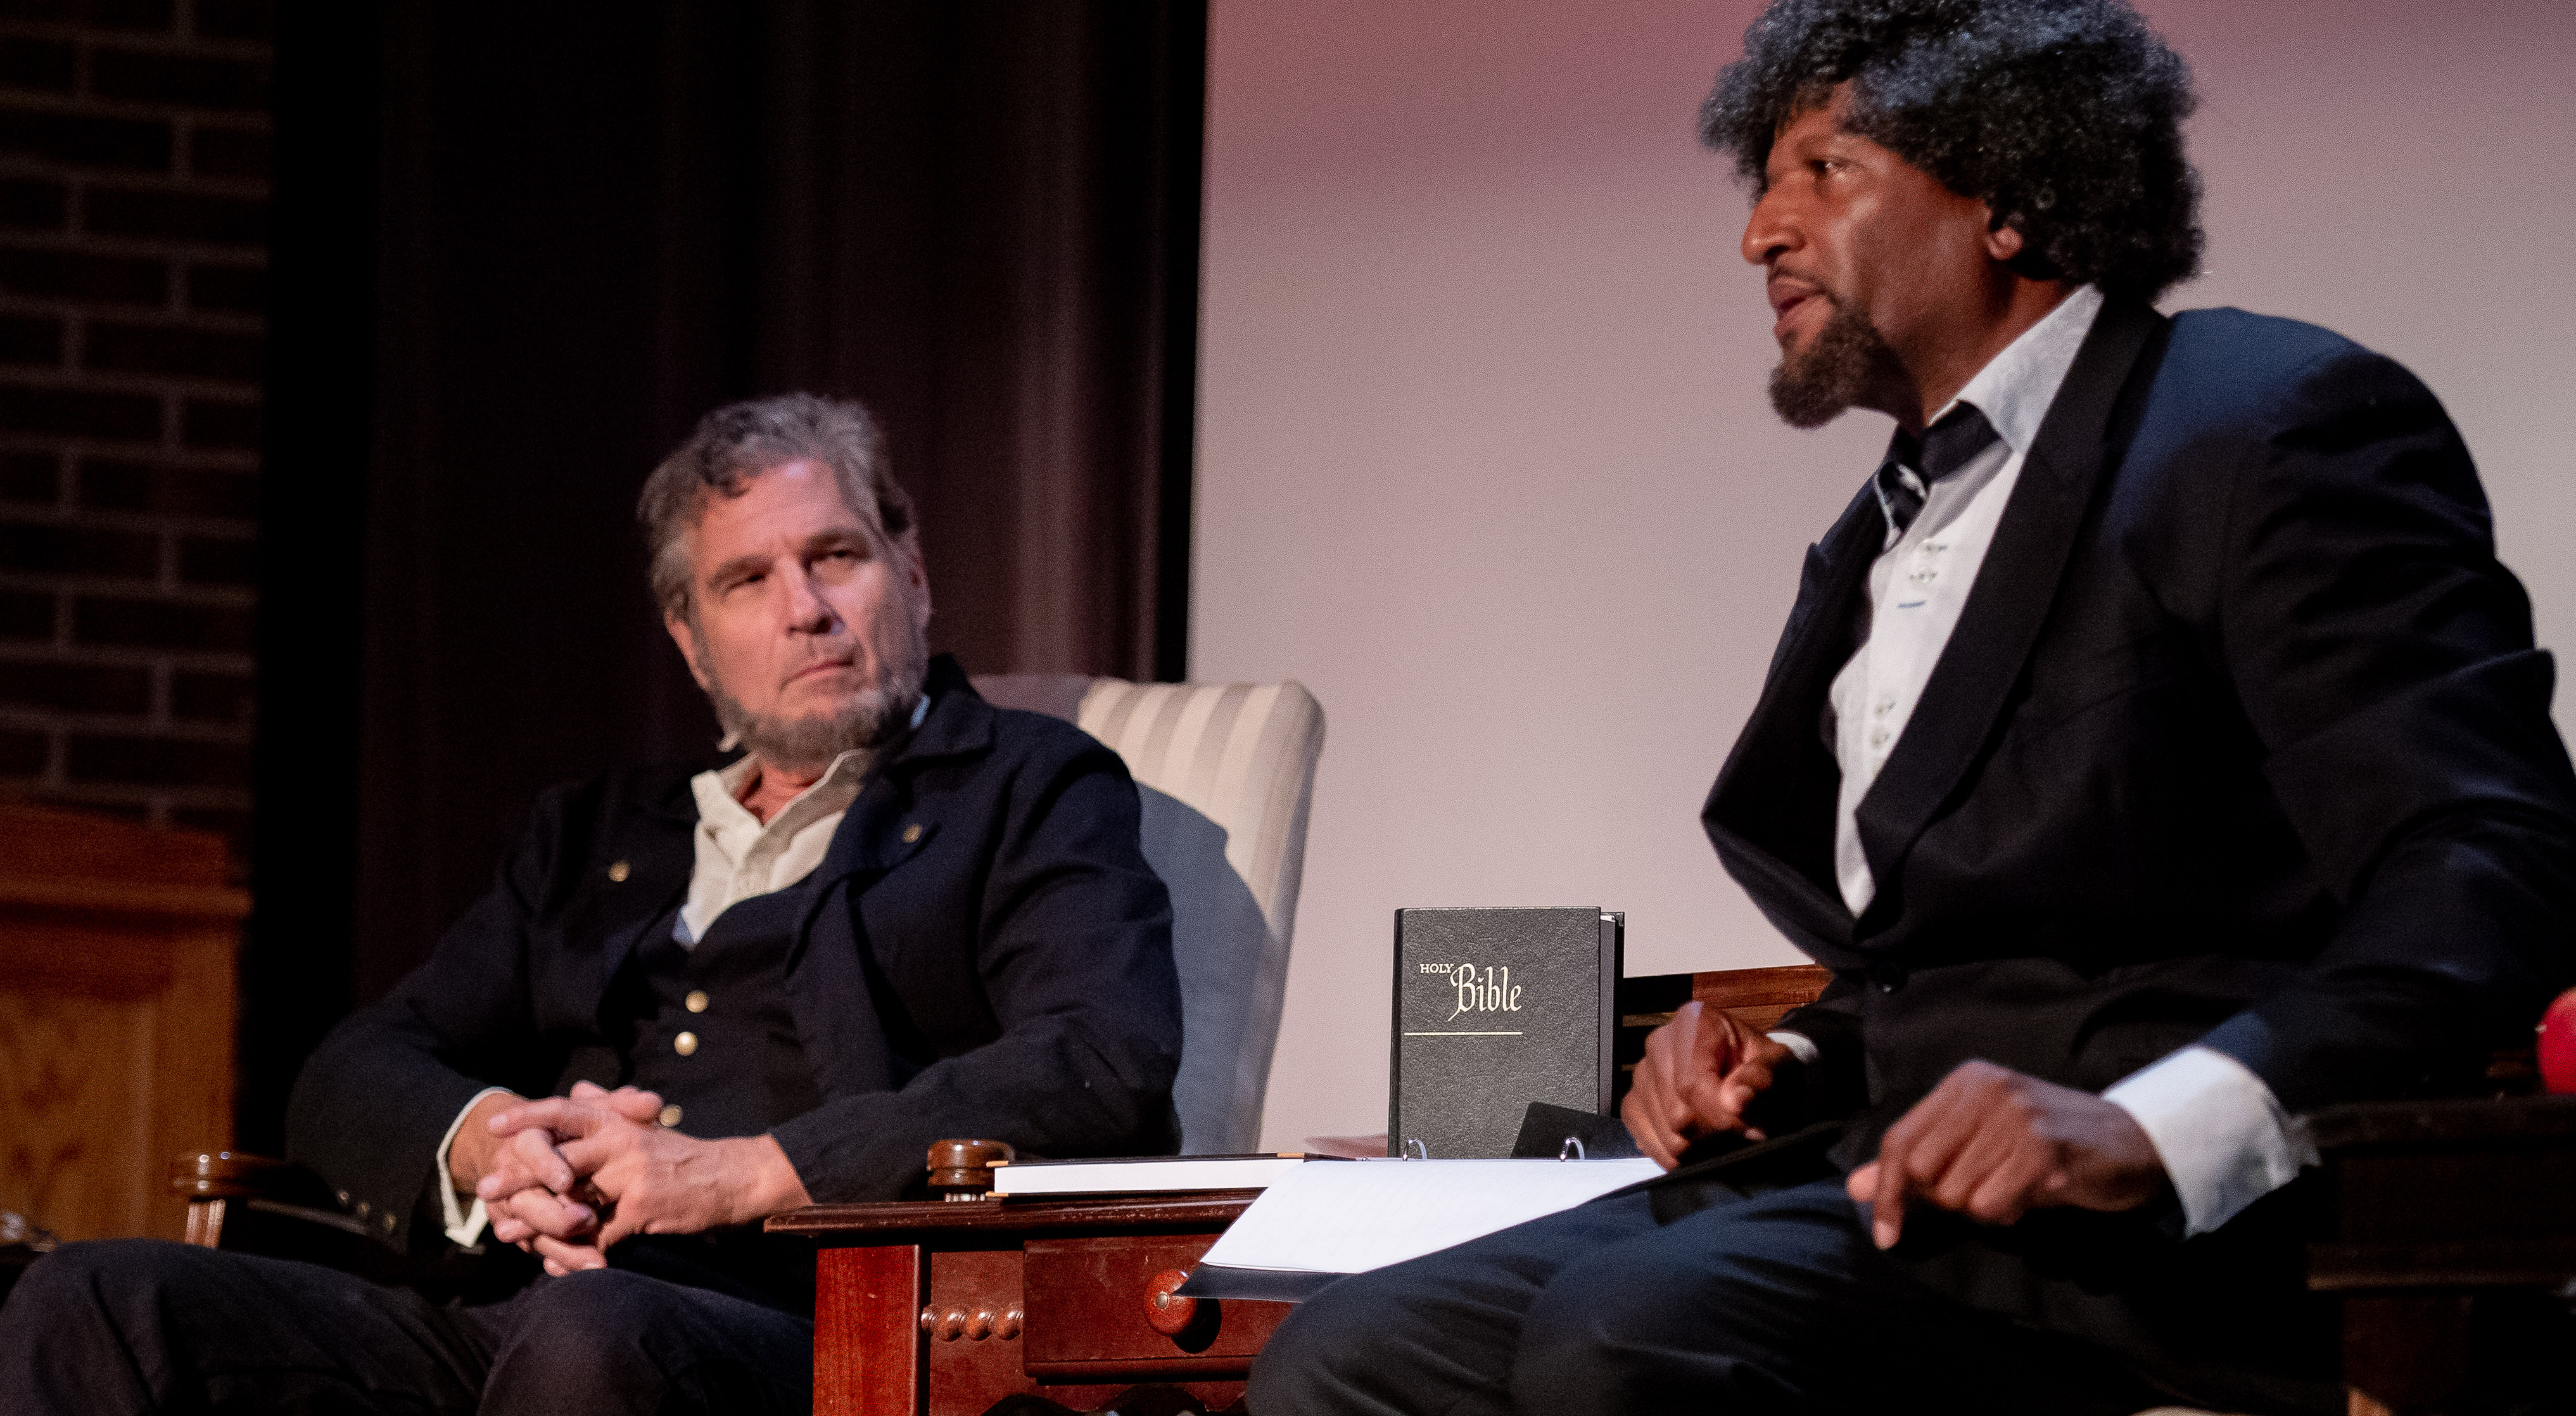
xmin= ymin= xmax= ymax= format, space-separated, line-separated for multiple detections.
xmin=170 ymin=1150 xmax=300 ymax=1202
xmin=170 ymin=1151 xmax=345 ymax=1248
xmin=166 ymin=1151 xmax=498 ymax=1297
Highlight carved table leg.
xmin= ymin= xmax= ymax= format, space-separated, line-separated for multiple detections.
xmin=818 ymin=1243 xmax=927 ymax=1416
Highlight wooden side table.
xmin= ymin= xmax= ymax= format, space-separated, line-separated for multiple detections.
xmin=769 ymin=1194 xmax=1291 ymax=1416
xmin=2306 ymin=1095 xmax=2576 ymax=1416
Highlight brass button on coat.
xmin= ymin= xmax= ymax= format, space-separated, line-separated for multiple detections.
xmin=657 ymin=1104 xmax=683 ymax=1128
xmin=607 ymin=860 xmax=631 ymax=883
xmin=903 ymin=824 xmax=923 ymax=843
xmin=685 ymin=990 xmax=708 ymax=1013
xmin=673 ymin=1031 xmax=698 ymax=1057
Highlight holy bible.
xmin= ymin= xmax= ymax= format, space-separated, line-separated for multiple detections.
xmin=1388 ymin=906 xmax=1623 ymax=1159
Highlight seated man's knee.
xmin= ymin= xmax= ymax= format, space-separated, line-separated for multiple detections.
xmin=1514 ymin=1248 xmax=1692 ymax=1389
xmin=485 ymin=1270 xmax=808 ymax=1416
xmin=0 ymin=1239 xmax=258 ymax=1413
xmin=492 ymin=1270 xmax=673 ymax=1379
xmin=4 ymin=1239 xmax=210 ymax=1325
xmin=1248 ymin=1271 xmax=1434 ymax=1414
xmin=1509 ymin=1208 xmax=1844 ymax=1413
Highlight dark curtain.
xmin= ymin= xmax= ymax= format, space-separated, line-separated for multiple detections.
xmin=246 ymin=1 xmax=1203 ymax=1149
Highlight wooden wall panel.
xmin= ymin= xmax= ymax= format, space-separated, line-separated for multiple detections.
xmin=0 ymin=804 xmax=247 ymax=1242
xmin=0 ymin=986 xmax=152 ymax=1239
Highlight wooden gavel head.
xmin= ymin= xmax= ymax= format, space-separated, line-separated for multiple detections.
xmin=926 ymin=1139 xmax=1016 ymax=1200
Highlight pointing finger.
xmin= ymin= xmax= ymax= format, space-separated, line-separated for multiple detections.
xmin=1870 ymin=1135 xmax=1913 ymax=1249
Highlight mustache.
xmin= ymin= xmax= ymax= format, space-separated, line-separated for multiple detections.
xmin=782 ymin=642 xmax=861 ymax=675
xmin=1770 ymin=267 xmax=1841 ymax=305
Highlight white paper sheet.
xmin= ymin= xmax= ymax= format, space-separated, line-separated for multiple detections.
xmin=1195 ymin=1158 xmax=1661 ymax=1276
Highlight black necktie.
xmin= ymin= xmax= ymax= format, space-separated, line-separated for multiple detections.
xmin=1872 ymin=404 xmax=2000 ymax=540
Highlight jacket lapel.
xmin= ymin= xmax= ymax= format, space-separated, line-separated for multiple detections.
xmin=785 ymin=655 xmax=992 ymax=969
xmin=593 ymin=788 xmax=699 ymax=992
xmin=1703 ymin=482 xmax=1883 ymax=955
xmin=1850 ymin=300 xmax=2166 ymax=928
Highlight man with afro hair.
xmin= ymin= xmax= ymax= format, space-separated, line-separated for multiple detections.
xmin=1250 ymin=1 xmax=2576 ymax=1412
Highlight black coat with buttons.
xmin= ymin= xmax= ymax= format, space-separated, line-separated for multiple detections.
xmin=285 ymin=656 xmax=1183 ymax=1254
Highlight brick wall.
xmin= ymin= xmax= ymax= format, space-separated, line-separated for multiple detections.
xmin=0 ymin=0 xmax=269 ymax=871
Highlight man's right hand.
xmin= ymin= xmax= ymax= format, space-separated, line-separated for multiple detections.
xmin=1620 ymin=1000 xmax=1792 ymax=1170
xmin=454 ymin=1082 xmax=667 ymax=1273
xmin=448 ymin=1082 xmax=665 ymax=1198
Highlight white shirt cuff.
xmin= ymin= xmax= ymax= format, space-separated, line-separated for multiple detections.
xmin=1765 ymin=1030 xmax=1820 ymax=1068
xmin=433 ymin=1087 xmax=512 ymax=1249
xmin=2103 ymin=1045 xmax=2314 ymax=1236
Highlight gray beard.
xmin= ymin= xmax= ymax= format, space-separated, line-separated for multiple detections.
xmin=1768 ymin=295 xmax=1904 ymax=430
xmin=708 ymin=629 xmax=929 ymax=775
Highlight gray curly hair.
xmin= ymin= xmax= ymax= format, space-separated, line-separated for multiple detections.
xmin=637 ymin=393 xmax=918 ymax=620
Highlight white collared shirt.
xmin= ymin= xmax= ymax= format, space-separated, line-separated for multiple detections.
xmin=1827 ymin=283 xmax=2103 ymax=919
xmin=1812 ymin=284 xmax=2309 ymax=1235
xmin=676 ymin=748 xmax=872 ymax=945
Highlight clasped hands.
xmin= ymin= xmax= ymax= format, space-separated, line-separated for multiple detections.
xmin=447 ymin=1081 xmax=810 ymax=1277
xmin=1619 ymin=1001 xmax=2169 ymax=1247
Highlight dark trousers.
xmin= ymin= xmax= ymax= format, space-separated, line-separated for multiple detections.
xmin=0 ymin=1238 xmax=813 ymax=1415
xmin=1245 ymin=1180 xmax=2337 ymax=1416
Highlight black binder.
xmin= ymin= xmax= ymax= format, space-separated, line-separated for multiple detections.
xmin=1387 ymin=906 xmax=1623 ymax=1159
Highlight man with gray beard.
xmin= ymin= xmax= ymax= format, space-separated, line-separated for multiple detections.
xmin=0 ymin=393 xmax=1184 ymax=1415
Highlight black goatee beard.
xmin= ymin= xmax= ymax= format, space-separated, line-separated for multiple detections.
xmin=708 ymin=620 xmax=929 ymax=775
xmin=1768 ymin=293 xmax=1905 ymax=430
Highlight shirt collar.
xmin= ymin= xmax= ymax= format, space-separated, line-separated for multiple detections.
xmin=691 ymin=744 xmax=873 ymax=843
xmin=695 ymin=691 xmax=929 ymax=820
xmin=1931 ymin=283 xmax=2105 ymax=457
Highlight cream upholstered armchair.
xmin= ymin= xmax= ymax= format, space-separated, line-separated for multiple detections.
xmin=974 ymin=674 xmax=1325 ymax=1155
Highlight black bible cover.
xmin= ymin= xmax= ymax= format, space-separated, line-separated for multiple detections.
xmin=1388 ymin=907 xmax=1623 ymax=1159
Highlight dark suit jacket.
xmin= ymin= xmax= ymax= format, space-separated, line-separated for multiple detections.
xmin=1708 ymin=299 xmax=2576 ymax=1156
xmin=286 ymin=656 xmax=1183 ymax=1254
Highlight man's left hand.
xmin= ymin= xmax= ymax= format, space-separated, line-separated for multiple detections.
xmin=1848 ymin=1059 xmax=2167 ymax=1249
xmin=492 ymin=1097 xmax=813 ymax=1258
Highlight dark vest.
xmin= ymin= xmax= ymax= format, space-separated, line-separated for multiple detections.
xmin=619 ymin=885 xmax=827 ymax=1139
xmin=593 ymin=876 xmax=830 ymax=1314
